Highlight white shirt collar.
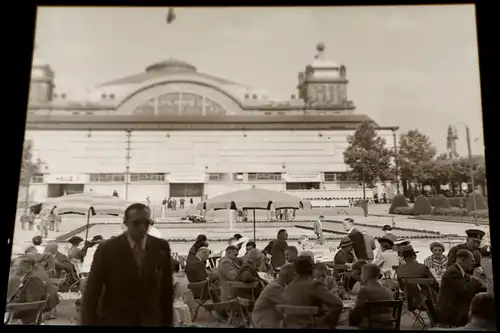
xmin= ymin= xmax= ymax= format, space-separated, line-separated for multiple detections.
xmin=456 ymin=263 xmax=466 ymax=277
xmin=126 ymin=233 xmax=147 ymax=250
xmin=348 ymin=227 xmax=355 ymax=234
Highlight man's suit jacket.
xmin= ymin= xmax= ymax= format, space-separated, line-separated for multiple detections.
xmin=397 ymin=261 xmax=439 ymax=311
xmin=447 ymin=244 xmax=482 ymax=269
xmin=436 ymin=264 xmax=485 ymax=327
xmin=185 ymin=255 xmax=208 ymax=283
xmin=348 ymin=228 xmax=368 ymax=260
xmin=334 ymin=249 xmax=355 ymax=265
xmin=349 ymin=283 xmax=394 ymax=328
xmin=81 ymin=233 xmax=173 ymax=326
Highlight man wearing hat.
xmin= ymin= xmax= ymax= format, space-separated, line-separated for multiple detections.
xmin=396 ymin=246 xmax=439 ymax=312
xmin=67 ymin=236 xmax=85 ymax=262
xmin=334 ymin=238 xmax=356 ymax=266
xmin=447 ymin=229 xmax=485 ymax=269
xmin=372 ymin=236 xmax=399 ymax=276
xmin=381 ymin=225 xmax=397 ymax=242
xmin=31 ymin=236 xmax=45 ymax=254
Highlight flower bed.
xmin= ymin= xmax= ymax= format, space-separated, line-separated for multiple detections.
xmin=393 ymin=206 xmax=488 ymax=219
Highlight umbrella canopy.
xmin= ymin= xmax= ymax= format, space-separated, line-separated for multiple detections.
xmin=38 ymin=192 xmax=131 ymax=216
xmin=197 ymin=188 xmax=306 ymax=211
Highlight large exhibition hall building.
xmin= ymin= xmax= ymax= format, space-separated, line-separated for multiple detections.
xmin=24 ymin=44 xmax=398 ymax=204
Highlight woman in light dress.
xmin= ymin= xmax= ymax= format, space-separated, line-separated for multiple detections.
xmin=423 ymin=242 xmax=448 ymax=284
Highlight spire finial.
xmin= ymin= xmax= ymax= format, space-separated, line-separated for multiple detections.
xmin=315 ymin=42 xmax=325 ymax=60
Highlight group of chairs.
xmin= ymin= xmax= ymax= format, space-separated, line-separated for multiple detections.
xmin=5 ymin=259 xmax=83 ymax=325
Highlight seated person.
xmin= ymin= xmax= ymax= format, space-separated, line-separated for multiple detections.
xmin=283 ymin=255 xmax=343 ymax=328
xmin=457 ymin=292 xmax=495 ymax=331
xmin=44 ymin=242 xmax=79 ymax=292
xmin=7 ymin=255 xmax=59 ymax=324
xmin=217 ymin=245 xmax=241 ymax=301
xmin=349 ymin=264 xmax=395 ymax=328
xmin=314 ymin=264 xmax=349 ymax=300
xmin=284 ymin=246 xmax=298 ymax=265
xmin=252 ymin=264 xmax=296 ymax=328
xmin=185 ymin=246 xmax=211 ymax=283
xmin=372 ymin=236 xmax=399 ymax=278
xmin=67 ymin=236 xmax=85 ymax=262
xmin=348 ymin=260 xmax=368 ymax=295
xmin=234 ymin=249 xmax=268 ymax=300
xmin=397 ymin=246 xmax=439 ymax=311
xmin=334 ymin=238 xmax=356 ymax=266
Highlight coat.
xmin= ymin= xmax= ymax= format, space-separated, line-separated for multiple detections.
xmin=217 ymin=257 xmax=240 ymax=301
xmin=397 ymin=261 xmax=439 ymax=311
xmin=349 ymin=282 xmax=394 ymax=328
xmin=7 ymin=273 xmax=47 ymax=324
xmin=333 ymin=249 xmax=355 ymax=266
xmin=436 ymin=264 xmax=485 ymax=327
xmin=185 ymin=255 xmax=208 ymax=283
xmin=447 ymin=244 xmax=482 ymax=269
xmin=270 ymin=239 xmax=288 ymax=269
xmin=252 ymin=282 xmax=286 ymax=328
xmin=348 ymin=228 xmax=368 ymax=260
xmin=81 ymin=233 xmax=173 ymax=326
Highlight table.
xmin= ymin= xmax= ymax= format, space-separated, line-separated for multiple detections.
xmin=342 ymin=300 xmax=356 ymax=309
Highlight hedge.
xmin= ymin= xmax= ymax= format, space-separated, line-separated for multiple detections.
xmin=447 ymin=197 xmax=465 ymax=208
xmin=413 ymin=195 xmax=433 ymax=215
xmin=394 ymin=207 xmax=415 ymax=215
xmin=428 ymin=195 xmax=452 ymax=209
xmin=389 ymin=194 xmax=409 ymax=214
xmin=395 ymin=207 xmax=488 ymax=219
xmin=466 ymin=193 xmax=488 ymax=211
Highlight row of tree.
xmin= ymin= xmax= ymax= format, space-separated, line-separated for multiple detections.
xmin=343 ymin=121 xmax=487 ymax=197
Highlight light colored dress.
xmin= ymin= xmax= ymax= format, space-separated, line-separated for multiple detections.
xmin=423 ymin=255 xmax=448 ymax=283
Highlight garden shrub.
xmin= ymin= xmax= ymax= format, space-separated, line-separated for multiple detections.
xmin=412 ymin=195 xmax=433 ymax=215
xmin=428 ymin=195 xmax=451 ymax=209
xmin=431 ymin=207 xmax=489 ymax=219
xmin=393 ymin=207 xmax=415 ymax=215
xmin=447 ymin=197 xmax=464 ymax=208
xmin=389 ymin=194 xmax=409 ymax=214
xmin=473 ymin=209 xmax=489 ymax=219
xmin=466 ymin=193 xmax=488 ymax=211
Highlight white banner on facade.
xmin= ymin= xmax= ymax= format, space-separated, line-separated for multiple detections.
xmin=44 ymin=174 xmax=90 ymax=184
xmin=167 ymin=173 xmax=206 ymax=184
xmin=283 ymin=172 xmax=321 ymax=183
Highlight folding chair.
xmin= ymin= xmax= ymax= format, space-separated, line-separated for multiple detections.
xmin=401 ymin=278 xmax=438 ymax=329
xmin=227 ymin=281 xmax=259 ymax=303
xmin=187 ymin=279 xmax=212 ymax=321
xmin=5 ymin=300 xmax=48 ymax=325
xmin=276 ymin=305 xmax=319 ymax=328
xmin=203 ymin=299 xmax=241 ymax=327
xmin=236 ymin=297 xmax=254 ymax=328
xmin=365 ymin=300 xmax=403 ymax=330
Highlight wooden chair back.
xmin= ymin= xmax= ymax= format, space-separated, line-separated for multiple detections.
xmin=275 ymin=305 xmax=319 ymax=328
xmin=187 ymin=279 xmax=210 ymax=301
xmin=365 ymin=299 xmax=403 ymax=330
xmin=5 ymin=300 xmax=47 ymax=325
xmin=227 ymin=281 xmax=259 ymax=302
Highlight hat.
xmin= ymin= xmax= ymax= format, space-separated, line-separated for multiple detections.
xmin=68 ymin=236 xmax=84 ymax=245
xmin=319 ymin=213 xmax=324 ymax=218
xmin=32 ymin=236 xmax=42 ymax=243
xmin=91 ymin=235 xmax=103 ymax=242
xmin=465 ymin=229 xmax=485 ymax=240
xmin=382 ymin=225 xmax=392 ymax=231
xmin=377 ymin=236 xmax=394 ymax=246
xmin=400 ymin=245 xmax=419 ymax=258
xmin=338 ymin=238 xmax=354 ymax=249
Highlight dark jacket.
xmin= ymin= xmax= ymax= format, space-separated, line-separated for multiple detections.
xmin=348 ymin=229 xmax=368 ymax=260
xmin=185 ymin=255 xmax=208 ymax=283
xmin=397 ymin=261 xmax=439 ymax=311
xmin=7 ymin=273 xmax=47 ymax=324
xmin=349 ymin=282 xmax=394 ymax=328
xmin=447 ymin=244 xmax=482 ymax=269
xmin=436 ymin=264 xmax=485 ymax=327
xmin=81 ymin=234 xmax=173 ymax=326
xmin=334 ymin=249 xmax=355 ymax=266
xmin=270 ymin=239 xmax=288 ymax=269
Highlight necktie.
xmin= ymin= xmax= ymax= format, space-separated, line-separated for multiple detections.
xmin=132 ymin=244 xmax=145 ymax=273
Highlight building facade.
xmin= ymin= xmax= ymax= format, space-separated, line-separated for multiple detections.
xmin=24 ymin=44 xmax=398 ymax=203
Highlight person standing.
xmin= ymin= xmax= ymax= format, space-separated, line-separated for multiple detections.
xmin=179 ymin=198 xmax=185 ymax=210
xmin=81 ymin=203 xmax=173 ymax=326
xmin=341 ymin=218 xmax=368 ymax=260
xmin=161 ymin=197 xmax=167 ymax=217
xmin=313 ymin=214 xmax=325 ymax=245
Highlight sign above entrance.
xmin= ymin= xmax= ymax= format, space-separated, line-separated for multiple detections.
xmin=167 ymin=173 xmax=206 ymax=184
xmin=283 ymin=172 xmax=321 ymax=183
xmin=45 ymin=174 xmax=90 ymax=184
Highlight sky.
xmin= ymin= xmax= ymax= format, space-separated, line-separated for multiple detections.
xmin=34 ymin=5 xmax=484 ymax=156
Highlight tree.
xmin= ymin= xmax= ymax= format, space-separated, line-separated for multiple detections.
xmin=19 ymin=140 xmax=43 ymax=213
xmin=397 ymin=130 xmax=437 ymax=196
xmin=343 ymin=121 xmax=395 ymax=187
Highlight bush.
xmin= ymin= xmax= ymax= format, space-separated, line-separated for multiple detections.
xmin=428 ymin=195 xmax=451 ymax=209
xmin=412 ymin=195 xmax=433 ymax=215
xmin=389 ymin=194 xmax=409 ymax=214
xmin=470 ymin=209 xmax=489 ymax=219
xmin=432 ymin=207 xmax=468 ymax=217
xmin=393 ymin=207 xmax=415 ymax=215
xmin=466 ymin=193 xmax=488 ymax=211
xmin=447 ymin=197 xmax=465 ymax=208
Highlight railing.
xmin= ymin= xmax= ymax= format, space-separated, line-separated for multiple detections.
xmin=282 ymin=189 xmax=373 ymax=200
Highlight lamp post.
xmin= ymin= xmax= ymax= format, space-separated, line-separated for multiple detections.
xmin=392 ymin=129 xmax=401 ymax=194
xmin=456 ymin=123 xmax=478 ymax=226
xmin=359 ymin=149 xmax=368 ymax=217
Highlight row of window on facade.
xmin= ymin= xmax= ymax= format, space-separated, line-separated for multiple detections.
xmin=30 ymin=172 xmax=357 ymax=183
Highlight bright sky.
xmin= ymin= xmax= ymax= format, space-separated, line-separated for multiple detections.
xmin=34 ymin=5 xmax=484 ymax=156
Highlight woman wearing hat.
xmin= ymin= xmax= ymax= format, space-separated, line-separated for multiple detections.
xmin=424 ymin=242 xmax=448 ymax=284
xmin=334 ymin=238 xmax=356 ymax=266
xmin=372 ymin=236 xmax=399 ymax=278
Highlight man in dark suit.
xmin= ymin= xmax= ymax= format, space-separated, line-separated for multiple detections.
xmin=334 ymin=238 xmax=356 ymax=265
xmin=349 ymin=263 xmax=394 ymax=328
xmin=342 ymin=218 xmax=368 ymax=260
xmin=397 ymin=246 xmax=439 ymax=311
xmin=81 ymin=203 xmax=173 ymax=326
xmin=270 ymin=229 xmax=288 ymax=269
xmin=185 ymin=246 xmax=210 ymax=283
xmin=447 ymin=229 xmax=484 ymax=269
xmin=436 ymin=249 xmax=486 ymax=328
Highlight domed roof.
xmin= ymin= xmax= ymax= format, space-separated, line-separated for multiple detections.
xmin=309 ymin=42 xmax=340 ymax=69
xmin=145 ymin=58 xmax=197 ymax=73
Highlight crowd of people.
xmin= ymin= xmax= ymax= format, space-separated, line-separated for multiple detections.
xmin=7 ymin=203 xmax=495 ymax=330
